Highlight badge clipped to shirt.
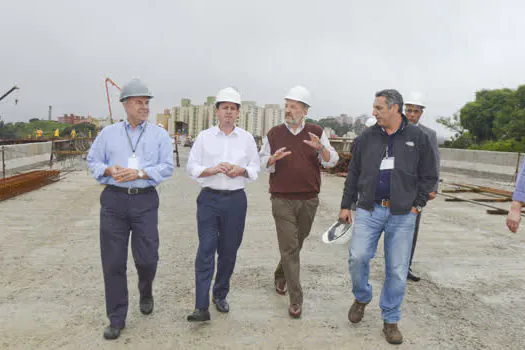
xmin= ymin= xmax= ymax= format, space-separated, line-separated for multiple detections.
xmin=380 ymin=157 xmax=395 ymax=170
xmin=380 ymin=145 xmax=395 ymax=170
xmin=128 ymin=154 xmax=140 ymax=170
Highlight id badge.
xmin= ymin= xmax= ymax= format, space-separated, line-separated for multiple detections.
xmin=128 ymin=156 xmax=140 ymax=170
xmin=380 ymin=157 xmax=395 ymax=170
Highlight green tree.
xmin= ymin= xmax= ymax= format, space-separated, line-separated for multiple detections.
xmin=438 ymin=84 xmax=525 ymax=151
xmin=316 ymin=117 xmax=352 ymax=137
xmin=459 ymin=88 xmax=518 ymax=142
xmin=0 ymin=121 xmax=16 ymax=139
xmin=61 ymin=122 xmax=96 ymax=137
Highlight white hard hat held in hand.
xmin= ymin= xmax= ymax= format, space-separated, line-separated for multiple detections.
xmin=322 ymin=219 xmax=352 ymax=245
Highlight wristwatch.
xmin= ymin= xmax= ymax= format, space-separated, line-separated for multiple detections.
xmin=137 ymin=169 xmax=144 ymax=179
xmin=415 ymin=206 xmax=423 ymax=213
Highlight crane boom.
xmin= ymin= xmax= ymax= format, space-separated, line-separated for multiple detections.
xmin=0 ymin=86 xmax=19 ymax=103
xmin=105 ymin=78 xmax=121 ymax=124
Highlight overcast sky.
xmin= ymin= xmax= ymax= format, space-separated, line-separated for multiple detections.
xmin=1 ymin=0 xmax=524 ymax=136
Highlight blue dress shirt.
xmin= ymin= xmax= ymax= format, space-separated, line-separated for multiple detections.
xmin=87 ymin=120 xmax=174 ymax=187
xmin=513 ymin=158 xmax=525 ymax=203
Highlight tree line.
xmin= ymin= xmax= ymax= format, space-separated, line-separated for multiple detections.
xmin=438 ymin=84 xmax=525 ymax=152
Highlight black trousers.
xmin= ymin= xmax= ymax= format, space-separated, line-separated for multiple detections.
xmin=409 ymin=212 xmax=422 ymax=268
xmin=100 ymin=187 xmax=159 ymax=328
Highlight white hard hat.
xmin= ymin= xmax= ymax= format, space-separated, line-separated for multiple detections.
xmin=215 ymin=87 xmax=241 ymax=107
xmin=404 ymin=92 xmax=426 ymax=108
xmin=119 ymin=79 xmax=154 ymax=102
xmin=321 ymin=220 xmax=352 ymax=245
xmin=285 ymin=85 xmax=311 ymax=107
xmin=365 ymin=117 xmax=377 ymax=127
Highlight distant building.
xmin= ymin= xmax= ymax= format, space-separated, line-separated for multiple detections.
xmin=57 ymin=114 xmax=93 ymax=125
xmin=168 ymin=98 xmax=284 ymax=138
xmin=263 ymin=104 xmax=284 ymax=136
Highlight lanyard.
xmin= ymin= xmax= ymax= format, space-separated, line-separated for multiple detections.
xmin=124 ymin=122 xmax=147 ymax=157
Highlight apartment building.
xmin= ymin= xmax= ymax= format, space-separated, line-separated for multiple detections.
xmin=168 ymin=98 xmax=283 ymax=137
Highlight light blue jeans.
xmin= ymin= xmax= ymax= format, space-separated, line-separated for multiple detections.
xmin=349 ymin=204 xmax=417 ymax=323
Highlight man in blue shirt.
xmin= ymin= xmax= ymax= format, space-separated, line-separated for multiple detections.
xmin=87 ymin=79 xmax=173 ymax=340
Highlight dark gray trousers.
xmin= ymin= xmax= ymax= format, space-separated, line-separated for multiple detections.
xmin=100 ymin=187 xmax=159 ymax=328
xmin=409 ymin=212 xmax=422 ymax=268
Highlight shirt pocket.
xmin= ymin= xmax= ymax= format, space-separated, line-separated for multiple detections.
xmin=141 ymin=142 xmax=158 ymax=163
xmin=399 ymin=141 xmax=418 ymax=175
xmin=230 ymin=147 xmax=248 ymax=165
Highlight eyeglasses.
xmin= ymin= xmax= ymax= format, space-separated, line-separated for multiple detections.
xmin=405 ymin=109 xmax=422 ymax=114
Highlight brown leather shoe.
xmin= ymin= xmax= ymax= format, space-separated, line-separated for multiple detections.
xmin=383 ymin=322 xmax=403 ymax=344
xmin=288 ymin=304 xmax=302 ymax=318
xmin=348 ymin=300 xmax=369 ymax=323
xmin=275 ymin=279 xmax=287 ymax=295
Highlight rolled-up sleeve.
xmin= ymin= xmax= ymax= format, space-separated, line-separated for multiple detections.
xmin=186 ymin=133 xmax=206 ymax=179
xmin=244 ymin=136 xmax=260 ymax=181
xmin=259 ymin=136 xmax=275 ymax=173
xmin=144 ymin=131 xmax=174 ymax=185
xmin=319 ymin=132 xmax=339 ymax=168
xmin=513 ymin=158 xmax=525 ymax=202
xmin=87 ymin=129 xmax=108 ymax=182
xmin=259 ymin=136 xmax=276 ymax=173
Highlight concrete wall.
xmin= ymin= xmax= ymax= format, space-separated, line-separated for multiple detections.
xmin=1 ymin=142 xmax=52 ymax=173
xmin=440 ymin=148 xmax=524 ymax=181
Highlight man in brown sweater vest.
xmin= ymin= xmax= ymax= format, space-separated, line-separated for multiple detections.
xmin=259 ymin=86 xmax=339 ymax=318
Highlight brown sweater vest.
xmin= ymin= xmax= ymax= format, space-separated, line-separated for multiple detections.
xmin=268 ymin=123 xmax=323 ymax=200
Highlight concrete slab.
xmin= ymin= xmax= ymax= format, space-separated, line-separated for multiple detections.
xmin=0 ymin=149 xmax=524 ymax=349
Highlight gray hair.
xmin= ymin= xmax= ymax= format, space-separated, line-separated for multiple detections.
xmin=375 ymin=89 xmax=403 ymax=114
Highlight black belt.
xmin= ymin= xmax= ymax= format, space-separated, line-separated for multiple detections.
xmin=106 ymin=185 xmax=156 ymax=195
xmin=202 ymin=187 xmax=244 ymax=195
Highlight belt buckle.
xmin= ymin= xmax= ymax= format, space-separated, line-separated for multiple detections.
xmin=128 ymin=187 xmax=139 ymax=195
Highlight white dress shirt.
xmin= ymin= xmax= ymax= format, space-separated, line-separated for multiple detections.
xmin=259 ymin=121 xmax=339 ymax=172
xmin=186 ymin=125 xmax=260 ymax=190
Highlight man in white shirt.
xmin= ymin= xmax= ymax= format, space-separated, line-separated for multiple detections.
xmin=186 ymin=87 xmax=260 ymax=322
xmin=259 ymin=86 xmax=339 ymax=318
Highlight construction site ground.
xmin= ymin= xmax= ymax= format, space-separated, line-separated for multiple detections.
xmin=1 ymin=149 xmax=524 ymax=350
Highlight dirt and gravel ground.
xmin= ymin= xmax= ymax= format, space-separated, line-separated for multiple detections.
xmin=1 ymin=149 xmax=525 ymax=349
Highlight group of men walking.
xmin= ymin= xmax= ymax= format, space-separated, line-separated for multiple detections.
xmin=87 ymin=79 xmax=439 ymax=345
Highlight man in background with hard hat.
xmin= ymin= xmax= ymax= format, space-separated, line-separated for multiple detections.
xmin=259 ymin=86 xmax=339 ymax=318
xmin=87 ymin=78 xmax=174 ymax=340
xmin=338 ymin=89 xmax=437 ymax=344
xmin=404 ymin=92 xmax=440 ymax=282
xmin=186 ymin=87 xmax=260 ymax=322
